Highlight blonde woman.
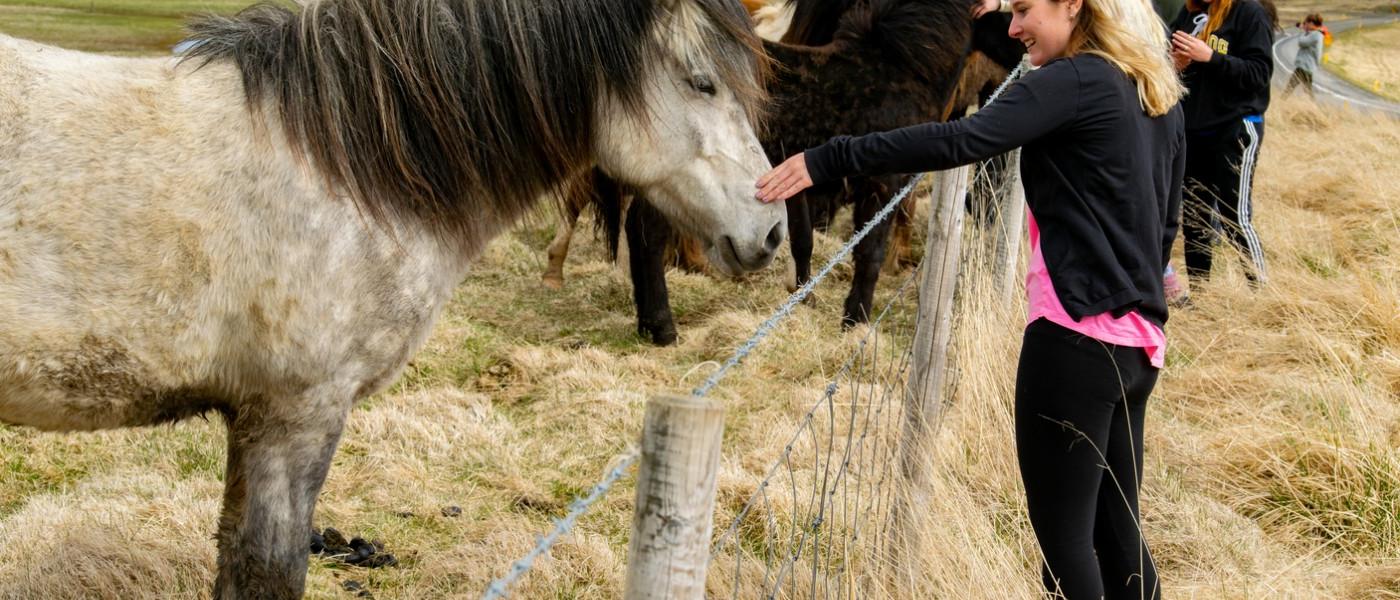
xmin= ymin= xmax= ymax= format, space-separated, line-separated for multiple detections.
xmin=755 ymin=0 xmax=1183 ymax=597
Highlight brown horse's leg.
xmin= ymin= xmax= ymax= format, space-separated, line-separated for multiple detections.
xmin=883 ymin=193 xmax=918 ymax=273
xmin=213 ymin=393 xmax=350 ymax=600
xmin=616 ymin=193 xmax=634 ymax=281
xmin=542 ymin=201 xmax=582 ymax=290
xmin=674 ymin=235 xmax=710 ymax=275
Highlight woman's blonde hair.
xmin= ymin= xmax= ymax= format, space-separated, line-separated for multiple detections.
xmin=1065 ymin=0 xmax=1186 ymax=117
xmin=1192 ymin=0 xmax=1236 ymax=41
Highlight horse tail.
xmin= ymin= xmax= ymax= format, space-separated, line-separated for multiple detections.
xmin=588 ymin=169 xmax=626 ymax=263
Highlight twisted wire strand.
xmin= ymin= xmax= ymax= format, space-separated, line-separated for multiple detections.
xmin=481 ymin=450 xmax=638 ymax=600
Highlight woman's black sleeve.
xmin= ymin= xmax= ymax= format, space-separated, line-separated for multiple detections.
xmin=804 ymin=60 xmax=1082 ymax=185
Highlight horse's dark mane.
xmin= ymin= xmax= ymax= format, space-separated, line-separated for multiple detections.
xmin=781 ymin=0 xmax=860 ymax=45
xmin=970 ymin=12 xmax=1024 ymax=69
xmin=834 ymin=0 xmax=972 ymax=85
xmin=780 ymin=0 xmax=973 ymax=86
xmin=182 ymin=0 xmax=764 ymax=238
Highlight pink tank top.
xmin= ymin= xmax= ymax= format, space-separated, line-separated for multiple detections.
xmin=1025 ymin=212 xmax=1166 ymax=368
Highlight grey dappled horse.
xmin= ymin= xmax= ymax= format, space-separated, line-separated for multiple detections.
xmin=0 ymin=0 xmax=784 ymax=596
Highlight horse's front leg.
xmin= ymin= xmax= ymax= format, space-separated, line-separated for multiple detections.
xmin=883 ymin=192 xmax=919 ymax=273
xmin=626 ymin=197 xmax=678 ymax=346
xmin=842 ymin=177 xmax=896 ymax=329
xmin=213 ymin=387 xmax=351 ymax=600
xmin=785 ymin=192 xmax=813 ymax=294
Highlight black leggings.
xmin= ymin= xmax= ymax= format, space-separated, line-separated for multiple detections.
xmin=1016 ymin=319 xmax=1161 ymax=599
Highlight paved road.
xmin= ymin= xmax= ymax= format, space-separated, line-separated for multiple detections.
xmin=1272 ymin=13 xmax=1400 ymax=117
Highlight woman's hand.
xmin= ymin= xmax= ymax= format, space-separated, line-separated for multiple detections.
xmin=1172 ymin=52 xmax=1191 ymax=72
xmin=755 ymin=153 xmax=813 ymax=203
xmin=971 ymin=0 xmax=1000 ymax=19
xmin=1170 ymin=31 xmax=1213 ymax=64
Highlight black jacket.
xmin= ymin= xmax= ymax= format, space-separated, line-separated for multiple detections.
xmin=805 ymin=55 xmax=1185 ymax=328
xmin=1170 ymin=0 xmax=1275 ymax=132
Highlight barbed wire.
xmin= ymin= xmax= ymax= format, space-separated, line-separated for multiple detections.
xmin=692 ymin=58 xmax=1027 ymax=399
xmin=692 ymin=173 xmax=929 ymax=398
xmin=480 ymin=56 xmax=1030 ymax=599
xmin=709 ymin=266 xmax=919 ymax=598
xmin=704 ymin=57 xmax=1031 ymax=597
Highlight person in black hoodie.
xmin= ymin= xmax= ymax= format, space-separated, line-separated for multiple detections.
xmin=1169 ymin=0 xmax=1274 ymax=287
xmin=756 ymin=0 xmax=1183 ymax=596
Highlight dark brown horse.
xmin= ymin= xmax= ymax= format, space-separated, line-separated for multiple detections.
xmin=615 ymin=0 xmax=1025 ymax=345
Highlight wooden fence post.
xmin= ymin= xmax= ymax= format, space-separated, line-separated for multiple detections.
xmin=624 ymin=394 xmax=725 ymax=600
xmin=991 ymin=153 xmax=1026 ymax=300
xmin=903 ymin=165 xmax=969 ymax=443
xmin=887 ymin=166 xmax=970 ymax=582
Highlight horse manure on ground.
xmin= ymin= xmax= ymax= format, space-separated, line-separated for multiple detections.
xmin=342 ymin=579 xmax=374 ymax=599
xmin=441 ymin=505 xmax=463 ymax=517
xmin=311 ymin=527 xmax=399 ymax=568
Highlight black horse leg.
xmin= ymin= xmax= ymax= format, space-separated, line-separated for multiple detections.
xmin=626 ymin=198 xmax=679 ymax=346
xmin=811 ymin=194 xmax=838 ymax=233
xmin=786 ymin=193 xmax=814 ymax=291
xmin=842 ymin=178 xmax=896 ymax=328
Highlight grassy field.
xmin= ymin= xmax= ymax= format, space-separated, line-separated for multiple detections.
xmin=1325 ymin=20 xmax=1400 ymax=102
xmin=0 ymin=0 xmax=259 ymax=54
xmin=3 ymin=1 xmax=1400 ymax=599
xmin=1271 ymin=1 xmax=1400 ymax=24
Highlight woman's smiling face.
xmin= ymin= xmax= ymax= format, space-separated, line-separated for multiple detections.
xmin=1008 ymin=0 xmax=1083 ymax=66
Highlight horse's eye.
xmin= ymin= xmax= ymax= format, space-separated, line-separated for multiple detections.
xmin=689 ymin=75 xmax=717 ymax=95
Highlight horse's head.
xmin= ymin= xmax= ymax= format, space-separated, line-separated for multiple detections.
xmin=593 ymin=0 xmax=786 ymax=277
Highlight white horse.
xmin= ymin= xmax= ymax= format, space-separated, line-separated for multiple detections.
xmin=0 ymin=0 xmax=784 ymax=597
xmin=539 ymin=0 xmax=793 ymax=291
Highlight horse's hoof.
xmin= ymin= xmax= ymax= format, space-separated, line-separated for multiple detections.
xmin=840 ymin=312 xmax=868 ymax=330
xmin=541 ymin=275 xmax=564 ymax=290
xmin=639 ymin=323 xmax=678 ymax=346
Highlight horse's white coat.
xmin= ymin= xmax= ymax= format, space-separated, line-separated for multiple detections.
xmin=0 ymin=31 xmax=780 ymax=432
xmin=1 ymin=2 xmax=781 ymax=594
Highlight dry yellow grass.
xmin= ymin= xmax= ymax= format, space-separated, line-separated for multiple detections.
xmin=1325 ymin=21 xmax=1400 ymax=101
xmin=1272 ymin=1 xmax=1400 ymax=24
xmin=3 ymin=13 xmax=1400 ymax=597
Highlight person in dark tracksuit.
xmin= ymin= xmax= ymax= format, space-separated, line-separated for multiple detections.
xmin=756 ymin=0 xmax=1184 ymax=596
xmin=1170 ymin=0 xmax=1274 ymax=287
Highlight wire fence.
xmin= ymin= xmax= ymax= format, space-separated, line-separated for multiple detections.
xmin=708 ymin=267 xmax=921 ymax=599
xmin=481 ymin=166 xmax=932 ymax=600
xmin=481 ymin=57 xmax=1029 ymax=600
xmin=698 ymin=59 xmax=1028 ymax=599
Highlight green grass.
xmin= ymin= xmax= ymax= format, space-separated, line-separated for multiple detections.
xmin=0 ymin=0 xmax=268 ymax=55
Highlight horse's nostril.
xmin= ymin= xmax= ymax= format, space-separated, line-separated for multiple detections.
xmin=764 ymin=221 xmax=784 ymax=253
